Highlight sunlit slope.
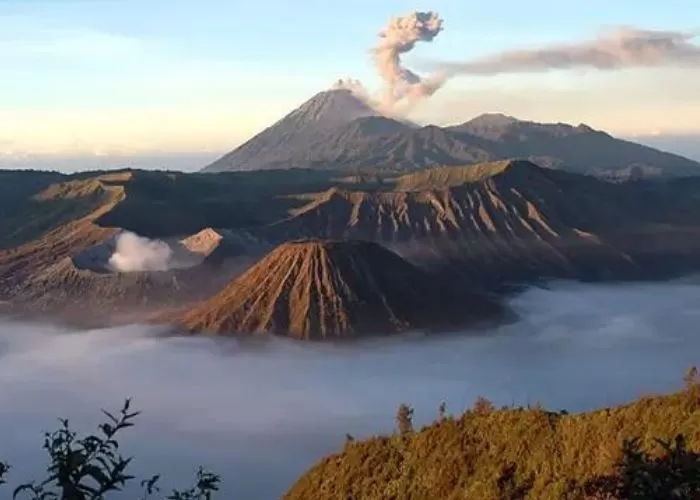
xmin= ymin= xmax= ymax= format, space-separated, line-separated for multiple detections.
xmin=286 ymin=387 xmax=700 ymax=499
xmin=179 ymin=240 xmax=504 ymax=340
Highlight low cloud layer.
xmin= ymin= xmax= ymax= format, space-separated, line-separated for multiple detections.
xmin=0 ymin=281 xmax=699 ymax=497
xmin=433 ymin=27 xmax=700 ymax=76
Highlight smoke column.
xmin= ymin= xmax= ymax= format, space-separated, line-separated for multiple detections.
xmin=108 ymin=231 xmax=173 ymax=272
xmin=336 ymin=11 xmax=446 ymax=116
xmin=431 ymin=27 xmax=700 ymax=76
xmin=373 ymin=11 xmax=446 ymax=112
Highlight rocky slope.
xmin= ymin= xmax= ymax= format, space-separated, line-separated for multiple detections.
xmin=0 ymin=173 xmax=267 ymax=323
xmin=179 ymin=240 xmax=504 ymax=340
xmin=262 ymin=160 xmax=675 ymax=286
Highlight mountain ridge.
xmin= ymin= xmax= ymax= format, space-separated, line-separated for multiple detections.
xmin=260 ymin=160 xmax=700 ymax=286
xmin=202 ymin=90 xmax=700 ymax=179
xmin=4 ymin=161 xmax=700 ymax=326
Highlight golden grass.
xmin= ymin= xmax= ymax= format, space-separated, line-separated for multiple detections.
xmin=285 ymin=387 xmax=700 ymax=499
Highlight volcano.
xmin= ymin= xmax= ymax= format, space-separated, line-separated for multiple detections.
xmin=179 ymin=239 xmax=504 ymax=340
xmin=202 ymin=89 xmax=388 ymax=172
xmin=202 ymin=89 xmax=700 ymax=179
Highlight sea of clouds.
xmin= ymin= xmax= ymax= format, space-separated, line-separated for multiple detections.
xmin=1 ymin=280 xmax=700 ymax=498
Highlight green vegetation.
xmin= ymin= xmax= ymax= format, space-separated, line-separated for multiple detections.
xmin=0 ymin=400 xmax=220 ymax=500
xmin=285 ymin=367 xmax=700 ymax=499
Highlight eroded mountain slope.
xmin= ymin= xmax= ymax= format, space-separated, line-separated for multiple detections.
xmin=263 ymin=160 xmax=697 ymax=285
xmin=179 ymin=240 xmax=504 ymax=340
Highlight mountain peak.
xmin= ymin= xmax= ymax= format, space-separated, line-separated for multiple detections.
xmin=201 ymin=88 xmax=380 ymax=172
xmin=466 ymin=113 xmax=522 ymax=128
xmin=293 ymin=89 xmax=379 ymax=124
xmin=202 ymin=88 xmax=700 ymax=177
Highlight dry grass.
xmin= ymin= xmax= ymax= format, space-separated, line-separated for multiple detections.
xmin=285 ymin=387 xmax=700 ymax=499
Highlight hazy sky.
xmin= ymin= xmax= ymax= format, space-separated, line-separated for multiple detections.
xmin=1 ymin=0 xmax=699 ymax=159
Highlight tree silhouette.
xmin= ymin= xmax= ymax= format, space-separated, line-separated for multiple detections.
xmin=472 ymin=396 xmax=495 ymax=415
xmin=1 ymin=400 xmax=221 ymax=500
xmin=396 ymin=404 xmax=414 ymax=436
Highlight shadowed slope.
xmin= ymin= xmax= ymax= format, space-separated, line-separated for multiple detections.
xmin=0 ymin=173 xmax=129 ymax=289
xmin=450 ymin=114 xmax=700 ymax=178
xmin=202 ymin=89 xmax=381 ymax=172
xmin=201 ymin=89 xmax=700 ymax=178
xmin=180 ymin=240 xmax=503 ymax=340
xmin=264 ymin=161 xmax=647 ymax=285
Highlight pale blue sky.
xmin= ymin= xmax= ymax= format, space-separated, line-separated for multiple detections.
xmin=1 ymin=0 xmax=699 ymax=159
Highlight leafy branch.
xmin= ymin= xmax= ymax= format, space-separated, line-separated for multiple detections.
xmin=1 ymin=399 xmax=221 ymax=500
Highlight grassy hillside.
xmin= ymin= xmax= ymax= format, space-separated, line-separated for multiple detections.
xmin=286 ymin=375 xmax=700 ymax=499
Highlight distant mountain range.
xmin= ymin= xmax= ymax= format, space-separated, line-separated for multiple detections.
xmin=633 ymin=134 xmax=700 ymax=163
xmin=202 ymin=89 xmax=700 ymax=179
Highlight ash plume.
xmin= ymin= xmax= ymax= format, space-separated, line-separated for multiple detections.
xmin=335 ymin=16 xmax=699 ymax=116
xmin=433 ymin=27 xmax=700 ymax=76
xmin=335 ymin=11 xmax=446 ymax=116
xmin=373 ymin=11 xmax=445 ymax=111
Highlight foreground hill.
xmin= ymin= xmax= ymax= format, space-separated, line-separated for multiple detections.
xmin=202 ymin=90 xmax=700 ymax=179
xmin=286 ymin=382 xmax=700 ymax=499
xmin=179 ymin=240 xmax=504 ymax=340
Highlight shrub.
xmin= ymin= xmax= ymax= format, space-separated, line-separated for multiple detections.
xmin=396 ymin=404 xmax=414 ymax=435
